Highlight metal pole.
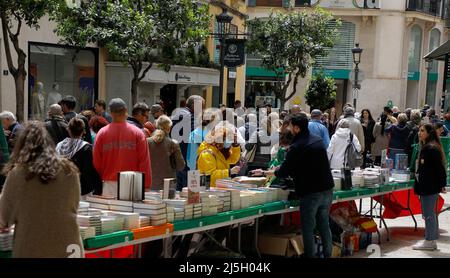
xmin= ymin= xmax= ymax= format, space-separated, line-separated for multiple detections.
xmin=219 ymin=36 xmax=226 ymax=105
xmin=353 ymin=64 xmax=359 ymax=109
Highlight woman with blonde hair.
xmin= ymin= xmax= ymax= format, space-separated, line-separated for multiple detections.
xmin=147 ymin=115 xmax=185 ymax=190
xmin=0 ymin=121 xmax=82 ymax=257
xmin=197 ymin=123 xmax=241 ymax=187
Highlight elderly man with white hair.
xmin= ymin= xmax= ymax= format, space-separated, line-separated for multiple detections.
xmin=0 ymin=111 xmax=23 ymax=152
xmin=44 ymin=104 xmax=69 ymax=145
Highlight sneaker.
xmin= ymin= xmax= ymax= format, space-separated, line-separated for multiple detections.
xmin=412 ymin=240 xmax=437 ymax=251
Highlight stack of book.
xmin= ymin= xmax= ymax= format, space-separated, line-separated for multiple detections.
xmin=215 ymin=188 xmax=240 ymax=210
xmin=215 ymin=179 xmax=239 ymax=188
xmin=109 ymin=199 xmax=134 ymax=213
xmin=145 ymin=191 xmax=163 ymax=201
xmin=241 ymin=190 xmax=266 ymax=205
xmin=139 ymin=216 xmax=150 ymax=228
xmin=79 ymin=226 xmax=96 ymax=240
xmin=133 ymin=200 xmax=167 ymax=226
xmin=167 ymin=207 xmax=175 ymax=223
xmin=174 ymin=208 xmax=185 ymax=221
xmin=78 ymin=201 xmax=90 ymax=214
xmin=101 ymin=216 xmax=123 ymax=235
xmin=104 ymin=211 xmax=140 ymax=230
xmin=193 ymin=203 xmax=203 ymax=218
xmin=0 ymin=230 xmax=13 ymax=251
xmin=163 ymin=199 xmax=194 ymax=220
xmin=239 ymin=193 xmax=254 ymax=209
xmin=86 ymin=196 xmax=114 ymax=211
xmin=206 ymin=190 xmax=231 ymax=212
xmin=249 ymin=188 xmax=276 ymax=203
xmin=77 ymin=215 xmax=102 ymax=235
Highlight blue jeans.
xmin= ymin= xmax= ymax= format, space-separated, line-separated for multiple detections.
xmin=299 ymin=190 xmax=333 ymax=258
xmin=420 ymin=194 xmax=439 ymax=241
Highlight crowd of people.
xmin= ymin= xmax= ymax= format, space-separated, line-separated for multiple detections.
xmin=0 ymin=93 xmax=448 ymax=257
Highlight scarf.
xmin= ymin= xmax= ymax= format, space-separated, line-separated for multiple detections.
xmin=56 ymin=137 xmax=88 ymax=159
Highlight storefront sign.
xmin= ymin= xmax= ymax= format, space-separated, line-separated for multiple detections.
xmin=408 ymin=71 xmax=420 ymax=81
xmin=175 ymin=73 xmax=192 ymax=82
xmin=224 ymin=39 xmax=245 ymax=68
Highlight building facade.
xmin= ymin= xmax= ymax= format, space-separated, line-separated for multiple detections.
xmin=246 ymin=0 xmax=450 ymax=116
xmin=0 ymin=0 xmax=247 ymax=120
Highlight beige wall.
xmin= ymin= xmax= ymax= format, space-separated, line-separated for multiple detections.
xmin=0 ymin=15 xmax=104 ymax=120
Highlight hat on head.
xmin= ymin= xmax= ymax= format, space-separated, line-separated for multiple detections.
xmin=344 ymin=107 xmax=355 ymax=117
xmin=109 ymin=98 xmax=127 ymax=113
xmin=150 ymin=104 xmax=163 ymax=114
xmin=311 ymin=109 xmax=322 ymax=118
xmin=48 ymin=104 xmax=63 ymax=117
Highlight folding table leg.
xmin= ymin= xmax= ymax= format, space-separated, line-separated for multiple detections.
xmin=254 ymin=219 xmax=261 ymax=259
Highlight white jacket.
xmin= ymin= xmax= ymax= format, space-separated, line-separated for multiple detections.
xmin=327 ymin=128 xmax=362 ymax=169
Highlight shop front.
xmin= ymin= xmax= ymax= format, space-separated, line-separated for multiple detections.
xmin=28 ymin=42 xmax=99 ymax=120
xmin=105 ymin=62 xmax=219 ymax=115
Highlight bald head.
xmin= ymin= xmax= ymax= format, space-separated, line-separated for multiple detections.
xmin=290 ymin=105 xmax=302 ymax=115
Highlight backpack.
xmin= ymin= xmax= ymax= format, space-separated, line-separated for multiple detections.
xmin=344 ymin=132 xmax=363 ymax=169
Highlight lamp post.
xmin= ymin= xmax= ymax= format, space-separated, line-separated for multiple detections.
xmin=215 ymin=9 xmax=233 ymax=106
xmin=351 ymin=43 xmax=363 ymax=110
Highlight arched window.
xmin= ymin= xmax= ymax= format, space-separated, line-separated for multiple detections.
xmin=408 ymin=25 xmax=423 ymax=75
xmin=425 ymin=28 xmax=441 ymax=106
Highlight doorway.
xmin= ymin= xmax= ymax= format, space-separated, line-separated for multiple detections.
xmin=160 ymin=84 xmax=177 ymax=116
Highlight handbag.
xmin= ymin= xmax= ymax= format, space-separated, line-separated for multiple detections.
xmin=243 ymin=144 xmax=257 ymax=163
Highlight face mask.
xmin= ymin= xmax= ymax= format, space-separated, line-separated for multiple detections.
xmin=223 ymin=141 xmax=232 ymax=149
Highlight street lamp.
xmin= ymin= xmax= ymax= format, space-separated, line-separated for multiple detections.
xmin=216 ymin=9 xmax=233 ymax=105
xmin=351 ymin=43 xmax=363 ymax=109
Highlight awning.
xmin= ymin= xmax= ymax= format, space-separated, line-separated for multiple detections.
xmin=423 ymin=39 xmax=450 ymax=61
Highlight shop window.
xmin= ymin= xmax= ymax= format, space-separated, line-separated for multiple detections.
xmin=29 ymin=43 xmax=98 ymax=120
xmin=425 ymin=28 xmax=441 ymax=106
xmin=408 ymin=25 xmax=423 ymax=74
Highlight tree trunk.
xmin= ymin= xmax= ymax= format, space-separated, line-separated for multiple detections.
xmin=131 ymin=77 xmax=139 ymax=105
xmin=15 ymin=72 xmax=25 ymax=122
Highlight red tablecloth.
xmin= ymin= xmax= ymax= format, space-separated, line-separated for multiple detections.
xmin=373 ymin=189 xmax=444 ymax=219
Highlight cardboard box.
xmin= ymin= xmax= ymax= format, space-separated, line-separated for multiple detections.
xmin=258 ymin=233 xmax=304 ymax=257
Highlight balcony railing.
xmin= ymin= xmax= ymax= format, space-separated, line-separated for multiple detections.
xmin=406 ymin=0 xmax=447 ymax=18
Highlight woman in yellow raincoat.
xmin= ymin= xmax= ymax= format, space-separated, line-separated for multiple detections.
xmin=197 ymin=123 xmax=241 ymax=187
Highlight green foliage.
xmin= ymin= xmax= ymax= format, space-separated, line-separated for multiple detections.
xmin=197 ymin=44 xmax=211 ymax=67
xmin=305 ymin=71 xmax=337 ymax=111
xmin=52 ymin=0 xmax=211 ymax=103
xmin=185 ymin=45 xmax=197 ymax=67
xmin=246 ymin=8 xmax=339 ymax=106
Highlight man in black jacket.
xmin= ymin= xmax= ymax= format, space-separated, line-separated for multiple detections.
xmin=60 ymin=95 xmax=92 ymax=144
xmin=45 ymin=104 xmax=69 ymax=145
xmin=127 ymin=102 xmax=150 ymax=132
xmin=264 ymin=113 xmax=334 ymax=258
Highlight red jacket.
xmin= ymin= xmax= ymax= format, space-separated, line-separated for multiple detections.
xmin=93 ymin=122 xmax=152 ymax=188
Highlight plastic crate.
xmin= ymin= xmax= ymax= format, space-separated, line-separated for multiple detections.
xmin=131 ymin=224 xmax=173 ymax=240
xmin=262 ymin=201 xmax=290 ymax=213
xmin=202 ymin=213 xmax=233 ymax=225
xmin=0 ymin=251 xmax=12 ymax=258
xmin=84 ymin=231 xmax=133 ymax=249
xmin=173 ymin=219 xmax=204 ymax=231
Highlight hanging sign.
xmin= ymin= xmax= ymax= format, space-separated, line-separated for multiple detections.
xmin=224 ymin=39 xmax=246 ymax=68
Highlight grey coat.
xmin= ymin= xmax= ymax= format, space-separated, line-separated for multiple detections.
xmin=147 ymin=136 xmax=185 ymax=190
xmin=372 ymin=122 xmax=390 ymax=157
